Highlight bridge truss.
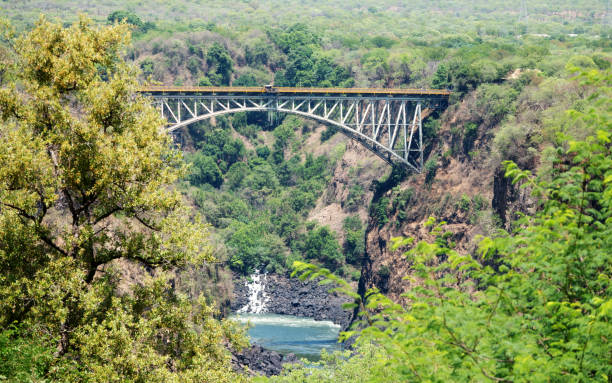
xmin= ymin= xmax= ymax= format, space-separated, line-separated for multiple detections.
xmin=141 ymin=87 xmax=449 ymax=172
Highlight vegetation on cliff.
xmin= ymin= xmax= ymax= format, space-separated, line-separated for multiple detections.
xmin=282 ymin=68 xmax=611 ymax=381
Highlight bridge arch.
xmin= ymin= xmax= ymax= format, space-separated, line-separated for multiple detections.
xmin=165 ymin=105 xmax=420 ymax=172
xmin=142 ymin=88 xmax=450 ymax=172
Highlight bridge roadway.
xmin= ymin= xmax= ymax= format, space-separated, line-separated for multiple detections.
xmin=139 ymin=85 xmax=451 ymax=97
xmin=138 ymin=86 xmax=450 ymax=172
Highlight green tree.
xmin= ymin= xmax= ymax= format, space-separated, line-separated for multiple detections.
xmin=342 ymin=216 xmax=364 ymax=265
xmin=206 ymin=42 xmax=233 ymax=86
xmin=302 ymin=225 xmax=343 ymax=270
xmin=0 ymin=17 xmax=245 ymax=382
xmin=107 ymin=10 xmax=143 ymax=27
xmin=189 ymin=153 xmax=223 ymax=188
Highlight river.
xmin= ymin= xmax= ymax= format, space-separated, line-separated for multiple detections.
xmin=232 ymin=313 xmax=341 ymax=360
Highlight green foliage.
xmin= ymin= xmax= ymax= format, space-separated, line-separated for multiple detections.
xmin=189 ymin=152 xmax=223 ymax=188
xmin=475 ymin=84 xmax=519 ymax=126
xmin=206 ymin=42 xmax=233 ymax=85
xmin=140 ymin=57 xmax=155 ymax=77
xmin=107 ymin=10 xmax=155 ymax=33
xmin=320 ymin=125 xmax=339 ymax=142
xmin=194 ymin=127 xmax=245 ymax=168
xmin=198 ymin=75 xmax=213 ymax=86
xmin=472 ymin=194 xmax=486 ymax=211
xmin=269 ymin=24 xmax=353 ymax=87
xmin=227 ymin=221 xmax=286 ymax=274
xmin=233 ymin=72 xmax=258 ymax=86
xmin=392 ymin=187 xmax=414 ymax=214
xmin=0 ymin=325 xmax=53 ymax=381
xmin=0 ymin=17 xmax=245 ymax=382
xmin=424 ymin=154 xmax=438 ymax=184
xmin=343 ymin=216 xmax=365 ymax=265
xmin=344 ymin=183 xmax=365 ymax=212
xmin=592 ymin=53 xmax=611 ymax=70
xmin=462 ymin=122 xmax=479 ymax=153
xmin=456 ymin=193 xmax=471 ymax=212
xmin=301 ymin=225 xmax=343 ymax=271
xmin=225 ymin=161 xmax=249 ymax=190
xmin=370 ymin=197 xmax=390 ymax=227
xmin=255 ymin=145 xmax=271 ymax=159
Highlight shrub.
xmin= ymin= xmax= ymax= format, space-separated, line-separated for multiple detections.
xmin=320 ymin=125 xmax=339 ymax=142
xmin=343 ymin=216 xmax=365 ymax=265
xmin=255 ymin=145 xmax=271 ymax=159
xmin=302 ymin=225 xmax=343 ymax=271
xmin=371 ymin=197 xmax=390 ymax=227
xmin=457 ymin=194 xmax=471 ymax=212
xmin=189 ymin=153 xmax=223 ymax=188
xmin=475 ymin=84 xmax=519 ymax=126
xmin=225 ymin=161 xmax=249 ymax=190
xmin=424 ymin=155 xmax=439 ymax=185
xmin=472 ymin=194 xmax=487 ymax=211
xmin=345 ymin=183 xmax=365 ymax=211
xmin=462 ymin=122 xmax=479 ymax=154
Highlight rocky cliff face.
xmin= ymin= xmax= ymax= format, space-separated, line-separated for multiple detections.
xmin=319 ymin=96 xmax=537 ymax=304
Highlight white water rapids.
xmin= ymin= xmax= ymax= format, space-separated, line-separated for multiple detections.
xmin=234 ymin=271 xmax=342 ymax=359
xmin=237 ymin=270 xmax=269 ymax=314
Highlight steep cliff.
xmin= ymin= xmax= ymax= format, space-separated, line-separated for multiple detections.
xmin=315 ymin=91 xmax=540 ymax=303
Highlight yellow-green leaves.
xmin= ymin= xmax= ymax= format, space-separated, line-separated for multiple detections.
xmin=16 ymin=15 xmax=130 ymax=93
xmin=0 ymin=17 xmax=242 ymax=382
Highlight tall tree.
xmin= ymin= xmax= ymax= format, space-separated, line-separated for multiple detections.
xmin=0 ymin=17 xmax=245 ymax=382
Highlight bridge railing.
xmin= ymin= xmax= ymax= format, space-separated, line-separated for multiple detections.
xmin=138 ymin=86 xmax=451 ymax=97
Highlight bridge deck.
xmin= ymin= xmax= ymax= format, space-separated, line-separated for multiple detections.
xmin=138 ymin=86 xmax=451 ymax=98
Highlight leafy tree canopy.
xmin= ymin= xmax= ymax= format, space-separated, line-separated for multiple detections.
xmin=0 ymin=17 xmax=245 ymax=382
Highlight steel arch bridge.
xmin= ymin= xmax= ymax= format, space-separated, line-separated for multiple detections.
xmin=139 ymin=86 xmax=450 ymax=172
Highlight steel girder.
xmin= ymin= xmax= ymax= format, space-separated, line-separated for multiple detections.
xmin=153 ymin=95 xmax=430 ymax=172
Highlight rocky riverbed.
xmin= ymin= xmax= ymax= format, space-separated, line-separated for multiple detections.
xmin=232 ymin=344 xmax=297 ymax=376
xmin=231 ymin=272 xmax=354 ymax=330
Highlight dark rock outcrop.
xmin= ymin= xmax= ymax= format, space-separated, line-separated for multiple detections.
xmin=232 ymin=344 xmax=298 ymax=376
xmin=492 ymin=167 xmax=534 ymax=229
xmin=231 ymin=273 xmax=354 ymax=330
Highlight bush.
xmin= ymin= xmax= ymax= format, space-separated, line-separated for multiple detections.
xmin=0 ymin=326 xmax=53 ymax=381
xmin=457 ymin=194 xmax=471 ymax=212
xmin=343 ymin=216 xmax=365 ymax=265
xmin=371 ymin=197 xmax=390 ymax=227
xmin=392 ymin=187 xmax=414 ymax=213
xmin=321 ymin=125 xmax=339 ymax=142
xmin=255 ymin=145 xmax=271 ymax=159
xmin=472 ymin=194 xmax=487 ymax=211
xmin=345 ymin=183 xmax=365 ymax=211
xmin=475 ymin=84 xmax=519 ymax=126
xmin=225 ymin=161 xmax=249 ymax=190
xmin=227 ymin=221 xmax=287 ymax=274
xmin=424 ymin=155 xmax=438 ymax=185
xmin=302 ymin=225 xmax=343 ymax=271
xmin=462 ymin=122 xmax=479 ymax=154
xmin=189 ymin=153 xmax=223 ymax=188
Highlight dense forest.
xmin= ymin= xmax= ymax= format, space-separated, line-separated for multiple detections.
xmin=0 ymin=1 xmax=610 ymax=382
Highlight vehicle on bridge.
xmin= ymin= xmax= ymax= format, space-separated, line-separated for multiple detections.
xmin=264 ymin=84 xmax=277 ymax=93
